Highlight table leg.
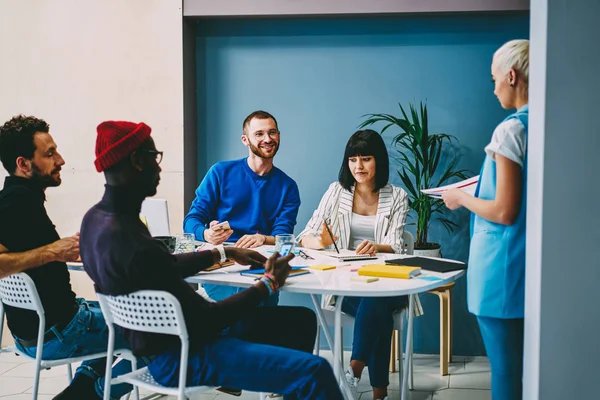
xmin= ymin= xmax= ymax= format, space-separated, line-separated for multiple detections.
xmin=309 ymin=295 xmax=355 ymax=399
xmin=334 ymin=296 xmax=344 ymax=379
xmin=401 ymin=295 xmax=415 ymax=400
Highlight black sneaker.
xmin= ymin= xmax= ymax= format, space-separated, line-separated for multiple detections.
xmin=216 ymin=387 xmax=242 ymax=396
xmin=53 ymin=374 xmax=101 ymax=400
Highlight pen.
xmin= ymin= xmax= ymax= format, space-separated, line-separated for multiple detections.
xmin=323 ymin=217 xmax=340 ymax=253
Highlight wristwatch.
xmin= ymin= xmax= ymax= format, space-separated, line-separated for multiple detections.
xmin=215 ymin=244 xmax=227 ymax=263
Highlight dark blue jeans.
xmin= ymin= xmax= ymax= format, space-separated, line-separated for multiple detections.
xmin=13 ymin=298 xmax=141 ymax=400
xmin=477 ymin=316 xmax=524 ymax=400
xmin=148 ymin=306 xmax=343 ymax=400
xmin=341 ymin=295 xmax=408 ymax=388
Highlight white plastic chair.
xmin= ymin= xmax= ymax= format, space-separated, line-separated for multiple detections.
xmin=140 ymin=198 xmax=171 ymax=237
xmin=0 ymin=273 xmax=132 ymax=400
xmin=314 ymin=231 xmax=417 ymax=391
xmin=97 ymin=290 xmax=216 ymax=400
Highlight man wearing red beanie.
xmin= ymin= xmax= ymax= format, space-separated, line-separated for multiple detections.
xmin=80 ymin=120 xmax=343 ymax=399
xmin=0 ymin=115 xmax=137 ymax=400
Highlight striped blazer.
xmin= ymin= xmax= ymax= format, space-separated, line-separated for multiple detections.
xmin=297 ymin=182 xmax=409 ymax=253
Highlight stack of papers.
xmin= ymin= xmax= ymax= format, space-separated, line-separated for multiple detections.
xmin=420 ymin=175 xmax=479 ymax=198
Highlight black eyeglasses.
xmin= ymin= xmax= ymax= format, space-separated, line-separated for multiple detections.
xmin=298 ymin=250 xmax=314 ymax=260
xmin=137 ymin=149 xmax=163 ymax=165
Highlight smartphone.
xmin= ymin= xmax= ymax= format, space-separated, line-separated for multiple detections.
xmin=211 ymin=221 xmax=231 ymax=231
xmin=279 ymin=242 xmax=295 ymax=256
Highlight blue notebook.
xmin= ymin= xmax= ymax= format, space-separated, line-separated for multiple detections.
xmin=240 ymin=266 xmax=310 ymax=278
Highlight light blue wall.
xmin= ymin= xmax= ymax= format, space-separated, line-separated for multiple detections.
xmin=194 ymin=13 xmax=529 ymax=356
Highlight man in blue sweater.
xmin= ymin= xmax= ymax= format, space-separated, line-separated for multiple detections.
xmin=184 ymin=110 xmax=300 ymax=303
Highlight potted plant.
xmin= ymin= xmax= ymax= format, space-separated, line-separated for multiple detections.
xmin=359 ymin=101 xmax=468 ymax=257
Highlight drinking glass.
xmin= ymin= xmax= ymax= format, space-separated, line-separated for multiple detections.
xmin=175 ymin=233 xmax=195 ymax=254
xmin=275 ymin=234 xmax=295 ymax=252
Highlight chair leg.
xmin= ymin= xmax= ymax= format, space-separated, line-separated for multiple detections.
xmin=439 ymin=292 xmax=449 ymax=376
xmin=339 ymin=329 xmax=344 ymax=368
xmin=389 ymin=330 xmax=398 ymax=373
xmin=32 ymin=362 xmax=41 ymax=400
xmin=447 ymin=288 xmax=453 ymax=363
xmin=66 ymin=364 xmax=73 ymax=382
xmin=314 ymin=320 xmax=321 ymax=356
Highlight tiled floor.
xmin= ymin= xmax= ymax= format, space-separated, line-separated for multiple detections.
xmin=0 ymin=350 xmax=491 ymax=399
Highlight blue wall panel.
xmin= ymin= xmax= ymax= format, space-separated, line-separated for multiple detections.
xmin=194 ymin=13 xmax=529 ymax=356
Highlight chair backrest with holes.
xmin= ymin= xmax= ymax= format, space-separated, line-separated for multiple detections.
xmin=0 ymin=273 xmax=44 ymax=315
xmin=402 ymin=230 xmax=415 ymax=255
xmin=97 ymin=290 xmax=187 ymax=340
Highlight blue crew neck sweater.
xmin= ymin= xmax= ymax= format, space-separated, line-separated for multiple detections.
xmin=184 ymin=158 xmax=300 ymax=242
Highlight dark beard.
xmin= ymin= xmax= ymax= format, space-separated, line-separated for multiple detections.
xmin=30 ymin=162 xmax=61 ymax=188
xmin=248 ymin=141 xmax=279 ymax=159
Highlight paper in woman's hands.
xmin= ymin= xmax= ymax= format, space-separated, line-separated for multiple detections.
xmin=420 ymin=175 xmax=479 ymax=198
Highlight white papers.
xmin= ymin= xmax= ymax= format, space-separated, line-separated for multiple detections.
xmin=421 ymin=175 xmax=479 ymax=198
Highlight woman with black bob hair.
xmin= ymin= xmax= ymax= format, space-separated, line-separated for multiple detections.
xmin=297 ymin=129 xmax=410 ymax=400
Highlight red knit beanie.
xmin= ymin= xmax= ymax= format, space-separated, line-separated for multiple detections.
xmin=94 ymin=121 xmax=152 ymax=172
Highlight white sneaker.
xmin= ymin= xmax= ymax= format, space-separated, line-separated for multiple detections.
xmin=345 ymin=367 xmax=360 ymax=398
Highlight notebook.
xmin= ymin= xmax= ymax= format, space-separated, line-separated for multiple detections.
xmin=385 ymin=256 xmax=466 ymax=273
xmin=324 ymin=252 xmax=379 ymax=262
xmin=240 ymin=266 xmax=310 ymax=278
xmin=358 ymin=264 xmax=421 ymax=279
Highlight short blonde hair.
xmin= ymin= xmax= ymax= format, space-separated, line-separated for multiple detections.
xmin=494 ymin=39 xmax=529 ymax=90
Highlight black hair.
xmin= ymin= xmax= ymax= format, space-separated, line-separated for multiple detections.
xmin=0 ymin=115 xmax=50 ymax=174
xmin=338 ymin=129 xmax=389 ymax=192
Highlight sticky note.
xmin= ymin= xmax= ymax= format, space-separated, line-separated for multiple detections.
xmin=309 ymin=264 xmax=336 ymax=271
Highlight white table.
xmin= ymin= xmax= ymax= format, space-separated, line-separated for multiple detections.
xmin=186 ymin=246 xmax=465 ymax=400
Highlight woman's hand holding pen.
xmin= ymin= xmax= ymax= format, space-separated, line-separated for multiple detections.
xmin=355 ymin=240 xmax=377 ymax=255
xmin=317 ymin=221 xmax=338 ymax=249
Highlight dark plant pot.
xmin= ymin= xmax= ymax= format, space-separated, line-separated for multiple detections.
xmin=154 ymin=236 xmax=176 ymax=253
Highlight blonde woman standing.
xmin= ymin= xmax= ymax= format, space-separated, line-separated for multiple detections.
xmin=443 ymin=39 xmax=529 ymax=400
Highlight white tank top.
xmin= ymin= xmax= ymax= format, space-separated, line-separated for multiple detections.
xmin=349 ymin=212 xmax=376 ymax=250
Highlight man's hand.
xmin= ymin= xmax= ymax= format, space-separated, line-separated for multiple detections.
xmin=264 ymin=252 xmax=295 ymax=287
xmin=355 ymin=240 xmax=377 ymax=255
xmin=46 ymin=234 xmax=80 ymax=262
xmin=441 ymin=189 xmax=465 ymax=210
xmin=203 ymin=220 xmax=233 ymax=245
xmin=317 ymin=221 xmax=338 ymax=249
xmin=234 ymin=234 xmax=266 ymax=249
xmin=225 ymin=247 xmax=267 ymax=270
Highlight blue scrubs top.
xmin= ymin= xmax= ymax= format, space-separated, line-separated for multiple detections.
xmin=468 ymin=105 xmax=529 ymax=318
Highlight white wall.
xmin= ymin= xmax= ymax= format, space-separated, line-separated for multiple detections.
xmin=0 ymin=0 xmax=184 ymax=237
xmin=524 ymin=0 xmax=600 ymax=398
xmin=0 ymin=0 xmax=184 ymax=343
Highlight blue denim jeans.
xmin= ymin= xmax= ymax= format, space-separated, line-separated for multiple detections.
xmin=148 ymin=306 xmax=343 ymax=400
xmin=204 ymin=284 xmax=279 ymax=306
xmin=477 ymin=316 xmax=524 ymax=400
xmin=341 ymin=295 xmax=408 ymax=388
xmin=13 ymin=298 xmax=141 ymax=400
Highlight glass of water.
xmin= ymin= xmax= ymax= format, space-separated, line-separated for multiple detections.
xmin=275 ymin=234 xmax=295 ymax=252
xmin=175 ymin=233 xmax=195 ymax=254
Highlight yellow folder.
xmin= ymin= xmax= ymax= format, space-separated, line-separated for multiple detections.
xmin=358 ymin=264 xmax=421 ymax=279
